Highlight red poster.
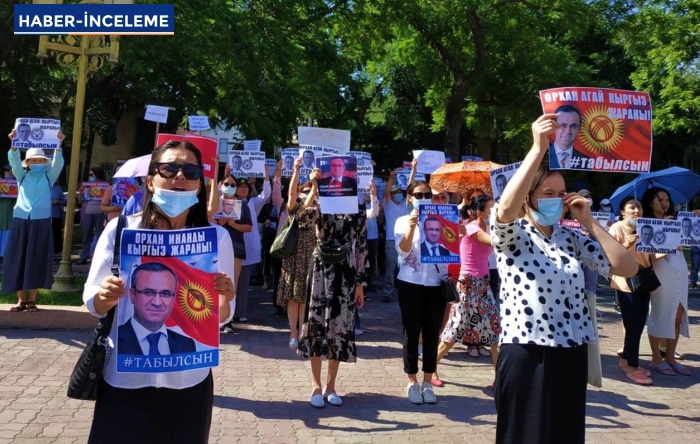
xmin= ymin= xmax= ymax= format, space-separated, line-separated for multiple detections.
xmin=540 ymin=87 xmax=652 ymax=173
xmin=0 ymin=179 xmax=18 ymax=199
xmin=156 ymin=133 xmax=218 ymax=179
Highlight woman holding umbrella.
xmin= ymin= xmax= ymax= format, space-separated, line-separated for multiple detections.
xmin=641 ymin=187 xmax=691 ymax=376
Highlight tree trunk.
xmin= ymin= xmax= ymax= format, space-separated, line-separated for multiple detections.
xmin=443 ymin=78 xmax=469 ymax=161
xmin=476 ymin=135 xmax=492 ymax=161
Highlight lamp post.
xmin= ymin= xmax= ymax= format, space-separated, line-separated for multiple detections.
xmin=34 ymin=0 xmax=133 ymax=291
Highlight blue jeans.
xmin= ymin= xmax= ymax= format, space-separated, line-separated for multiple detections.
xmin=690 ymin=247 xmax=700 ymax=286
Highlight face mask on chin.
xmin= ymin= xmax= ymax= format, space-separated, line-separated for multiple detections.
xmin=626 ymin=217 xmax=638 ymax=227
xmin=530 ymin=197 xmax=564 ymax=227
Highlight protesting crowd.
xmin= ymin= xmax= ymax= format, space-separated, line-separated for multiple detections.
xmin=1 ymin=100 xmax=697 ymax=444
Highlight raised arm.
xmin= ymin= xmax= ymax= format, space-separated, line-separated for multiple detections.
xmin=366 ymin=180 xmax=379 ymax=219
xmin=408 ymin=158 xmax=417 ymax=184
xmin=207 ymin=156 xmax=220 ymax=220
xmin=497 ymin=114 xmax=559 ymax=223
xmin=287 ymin=157 xmax=303 ymax=212
xmin=385 ymin=169 xmax=397 ymax=204
xmin=271 ymin=160 xmax=284 ymax=208
xmin=47 ymin=132 xmax=65 ymax=185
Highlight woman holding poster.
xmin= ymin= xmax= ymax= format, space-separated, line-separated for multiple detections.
xmin=394 ymin=180 xmax=447 ymax=405
xmin=3 ymin=130 xmax=65 ymax=312
xmin=492 ymin=115 xmax=636 ymax=444
xmin=298 ymin=167 xmax=367 ymax=409
xmin=83 ymin=140 xmax=235 ymax=444
xmin=641 ymin=188 xmax=691 ymax=376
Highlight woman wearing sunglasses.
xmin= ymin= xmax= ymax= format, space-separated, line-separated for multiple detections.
xmin=394 ymin=180 xmax=447 ymax=405
xmin=83 ymin=141 xmax=235 ymax=444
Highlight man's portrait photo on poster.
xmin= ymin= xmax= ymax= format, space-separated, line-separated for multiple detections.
xmin=547 ymin=105 xmax=589 ymax=169
xmin=316 ymin=156 xmax=358 ymax=198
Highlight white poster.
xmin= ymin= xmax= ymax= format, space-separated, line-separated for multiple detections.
xmin=297 ymin=127 xmax=351 ymax=153
xmin=144 ymin=104 xmax=169 ymax=124
xmin=348 ymin=151 xmax=373 ymax=189
xmin=214 ymin=199 xmax=243 ymax=220
xmin=188 ymin=115 xmax=210 ymax=131
xmin=678 ymin=212 xmax=700 ymax=247
xmin=12 ymin=118 xmax=60 ymax=150
xmin=265 ymin=159 xmax=278 ymax=178
xmin=635 ymin=218 xmax=681 ymax=255
xmin=280 ymin=148 xmax=299 ymax=177
xmin=228 ymin=150 xmax=265 ymax=178
xmin=243 ymin=140 xmax=262 ymax=151
xmin=591 ymin=211 xmax=614 ymax=227
xmin=489 ymin=161 xmax=523 ymax=202
xmin=413 ymin=150 xmax=445 ymax=174
xmin=316 ymin=156 xmax=358 ymax=215
xmin=395 ymin=169 xmax=425 ymax=191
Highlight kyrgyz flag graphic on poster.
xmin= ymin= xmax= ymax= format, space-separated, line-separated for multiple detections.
xmin=431 ymin=213 xmax=460 ymax=255
xmin=141 ymin=256 xmax=219 ymax=348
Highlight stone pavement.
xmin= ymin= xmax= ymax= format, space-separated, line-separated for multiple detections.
xmin=0 ymin=285 xmax=698 ymax=444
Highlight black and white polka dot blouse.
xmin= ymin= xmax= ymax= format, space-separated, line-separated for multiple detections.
xmin=490 ymin=209 xmax=610 ymax=348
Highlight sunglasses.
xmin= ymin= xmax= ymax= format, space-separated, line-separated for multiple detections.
xmin=411 ymin=192 xmax=431 ymax=199
xmin=154 ymin=162 xmax=204 ymax=180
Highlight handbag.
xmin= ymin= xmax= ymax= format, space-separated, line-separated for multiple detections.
xmin=316 ymin=242 xmax=352 ymax=264
xmin=626 ymin=266 xmax=661 ymax=294
xmin=270 ymin=214 xmax=299 ymax=259
xmin=436 ymin=265 xmax=459 ymax=304
xmin=586 ymin=291 xmax=603 ymax=388
xmin=67 ymin=215 xmax=126 ymax=401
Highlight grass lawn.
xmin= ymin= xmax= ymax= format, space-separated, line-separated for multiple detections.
xmin=0 ymin=272 xmax=86 ymax=307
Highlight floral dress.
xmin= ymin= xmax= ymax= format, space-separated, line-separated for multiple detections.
xmin=277 ymin=204 xmax=316 ymax=306
xmin=297 ymin=206 xmax=368 ymax=362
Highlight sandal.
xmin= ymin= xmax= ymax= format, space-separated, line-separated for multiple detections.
xmin=619 ymin=365 xmax=651 ymax=377
xmin=626 ymin=369 xmax=653 ymax=385
xmin=467 ymin=347 xmax=479 ymax=358
xmin=648 ymin=361 xmax=676 ymax=376
xmin=10 ymin=302 xmax=26 ymax=312
xmin=478 ymin=346 xmax=491 ymax=357
xmin=669 ymin=362 xmax=691 ymax=376
xmin=25 ymin=301 xmax=38 ymax=312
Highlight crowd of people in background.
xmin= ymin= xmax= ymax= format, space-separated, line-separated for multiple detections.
xmin=1 ymin=114 xmax=697 ymax=444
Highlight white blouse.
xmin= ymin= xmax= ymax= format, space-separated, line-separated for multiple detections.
xmin=490 ymin=207 xmax=610 ymax=348
xmin=394 ymin=215 xmax=446 ymax=286
xmin=242 ymin=180 xmax=271 ymax=266
xmin=83 ymin=215 xmax=236 ymax=389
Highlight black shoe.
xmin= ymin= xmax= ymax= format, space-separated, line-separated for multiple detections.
xmin=221 ymin=322 xmax=235 ymax=334
xmin=75 ymin=259 xmax=88 ymax=265
xmin=382 ymin=294 xmax=392 ymax=303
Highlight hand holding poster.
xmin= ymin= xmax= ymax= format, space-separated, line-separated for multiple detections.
xmin=213 ymin=199 xmax=243 ymax=220
xmin=678 ymin=212 xmax=700 ymax=246
xmin=0 ymin=179 xmax=18 ymax=199
xmin=348 ymin=151 xmax=373 ymax=189
xmin=156 ymin=133 xmax=218 ymax=180
xmin=489 ymin=161 xmax=522 ymax=202
xmin=280 ymin=148 xmax=299 ymax=177
xmin=12 ymin=118 xmax=61 ymax=150
xmin=539 ymin=87 xmax=652 ymax=173
xmin=634 ymin=218 xmax=681 ymax=255
xmin=297 ymin=127 xmax=351 ymax=153
xmin=117 ymin=227 xmax=220 ymax=373
xmin=81 ymin=181 xmax=109 ymax=201
xmin=413 ymin=150 xmax=446 ymax=174
xmin=418 ymin=204 xmax=460 ymax=264
xmin=228 ymin=150 xmax=265 ymax=178
xmin=316 ymin=156 xmax=358 ymax=214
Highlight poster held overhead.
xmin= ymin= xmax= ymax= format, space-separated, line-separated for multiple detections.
xmin=227 ymin=150 xmax=265 ymax=179
xmin=540 ymin=87 xmax=652 ymax=173
xmin=316 ymin=156 xmax=358 ymax=214
xmin=297 ymin=127 xmax=351 ymax=153
xmin=243 ymin=140 xmax=262 ymax=151
xmin=489 ymin=162 xmax=523 ymax=203
xmin=12 ymin=118 xmax=61 ymax=150
xmin=144 ymin=105 xmax=169 ymax=124
xmin=188 ymin=116 xmax=210 ymax=131
xmin=280 ymin=148 xmax=299 ymax=177
xmin=413 ymin=150 xmax=446 ymax=174
xmin=348 ymin=151 xmax=373 ymax=189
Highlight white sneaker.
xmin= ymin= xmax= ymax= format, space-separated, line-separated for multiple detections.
xmin=421 ymin=382 xmax=437 ymax=404
xmin=289 ymin=338 xmax=298 ymax=350
xmin=355 ymin=328 xmax=364 ymax=336
xmin=407 ymin=383 xmax=423 ymax=404
xmin=310 ymin=393 xmax=325 ymax=408
xmin=324 ymin=390 xmax=342 ymax=406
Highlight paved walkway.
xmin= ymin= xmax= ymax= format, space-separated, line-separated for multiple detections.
xmin=0 ymin=285 xmax=698 ymax=444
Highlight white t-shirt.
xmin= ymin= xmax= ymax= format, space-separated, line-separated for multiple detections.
xmin=490 ymin=207 xmax=610 ymax=348
xmin=83 ymin=215 xmax=235 ymax=389
xmin=242 ymin=181 xmax=271 ymax=266
xmin=394 ymin=215 xmax=446 ymax=286
xmin=383 ymin=198 xmax=407 ymax=241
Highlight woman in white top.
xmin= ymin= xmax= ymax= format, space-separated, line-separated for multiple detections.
xmin=394 ymin=180 xmax=447 ymax=405
xmin=492 ymin=115 xmax=636 ymax=444
xmin=83 ymin=141 xmax=235 ymax=444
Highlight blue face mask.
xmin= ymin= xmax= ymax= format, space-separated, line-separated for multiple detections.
xmin=221 ymin=185 xmax=236 ymax=197
xmin=531 ymin=198 xmax=564 ymax=227
xmin=626 ymin=217 xmax=638 ymax=227
xmin=88 ymin=176 xmax=96 ymax=182
xmin=28 ymin=164 xmax=45 ymax=173
xmin=151 ymin=186 xmax=199 ymax=218
xmin=393 ymin=193 xmax=404 ymax=203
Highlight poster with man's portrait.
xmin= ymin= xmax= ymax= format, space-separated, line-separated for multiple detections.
xmin=213 ymin=199 xmax=243 ymax=220
xmin=418 ymin=204 xmax=460 ymax=264
xmin=280 ymin=148 xmax=299 ymax=177
xmin=677 ymin=212 xmax=700 ymax=247
xmin=299 ymin=145 xmax=341 ymax=182
xmin=116 ymin=227 xmax=221 ymax=373
xmin=395 ymin=169 xmax=426 ymax=191
xmin=81 ymin=181 xmax=109 ymax=201
xmin=228 ymin=150 xmax=265 ymax=179
xmin=489 ymin=161 xmax=522 ymax=202
xmin=348 ymin=151 xmax=373 ymax=189
xmin=634 ymin=218 xmax=681 ymax=255
xmin=112 ymin=179 xmax=139 ymax=207
xmin=316 ymin=156 xmax=358 ymax=214
xmin=540 ymin=87 xmax=652 ymax=173
xmin=0 ymin=179 xmax=18 ymax=199
xmin=12 ymin=118 xmax=61 ymax=150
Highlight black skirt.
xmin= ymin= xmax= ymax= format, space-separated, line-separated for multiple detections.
xmin=88 ymin=372 xmax=214 ymax=444
xmin=1 ymin=217 xmax=53 ymax=293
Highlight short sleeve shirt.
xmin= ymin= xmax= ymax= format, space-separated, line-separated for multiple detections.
xmin=490 ymin=207 xmax=611 ymax=348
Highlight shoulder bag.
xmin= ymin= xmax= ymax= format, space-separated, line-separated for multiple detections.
xmin=270 ymin=213 xmax=299 ymax=259
xmin=67 ymin=214 xmax=126 ymax=401
xmin=626 ymin=266 xmax=661 ymax=294
xmin=436 ymin=265 xmax=459 ymax=304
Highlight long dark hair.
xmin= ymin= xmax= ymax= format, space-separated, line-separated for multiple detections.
xmin=90 ymin=166 xmax=105 ymax=182
xmin=617 ymin=196 xmax=640 ymax=221
xmin=140 ymin=141 xmax=209 ymax=230
xmin=469 ymin=193 xmax=493 ymax=222
xmin=641 ymin=187 xmax=675 ymax=219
